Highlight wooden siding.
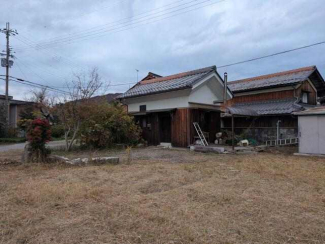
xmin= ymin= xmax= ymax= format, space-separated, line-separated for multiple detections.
xmin=136 ymin=113 xmax=160 ymax=146
xmin=230 ymin=90 xmax=294 ymax=104
xmin=228 ymin=81 xmax=317 ymax=106
xmin=135 ymin=108 xmax=221 ymax=147
xmin=296 ymin=80 xmax=317 ymax=105
xmin=171 ymin=109 xmax=189 ymax=147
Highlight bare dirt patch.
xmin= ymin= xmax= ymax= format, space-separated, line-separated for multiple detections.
xmin=1 ymin=147 xmax=325 ymax=244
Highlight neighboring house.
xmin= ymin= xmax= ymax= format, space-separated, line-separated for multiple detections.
xmin=224 ymin=66 xmax=325 ymax=142
xmin=0 ymin=95 xmax=33 ymax=128
xmin=118 ymin=66 xmax=232 ymax=147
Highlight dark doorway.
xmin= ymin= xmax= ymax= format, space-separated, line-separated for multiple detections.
xmin=159 ymin=113 xmax=171 ymax=142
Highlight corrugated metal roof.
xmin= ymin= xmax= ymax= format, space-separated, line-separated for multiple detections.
xmin=118 ymin=66 xmax=216 ymax=99
xmin=227 ymin=98 xmax=303 ymax=116
xmin=228 ymin=66 xmax=316 ymax=92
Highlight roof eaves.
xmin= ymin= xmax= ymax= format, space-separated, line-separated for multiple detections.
xmin=231 ymin=82 xmax=301 ymax=93
xmin=188 ymin=69 xmax=217 ymax=88
xmin=119 ymin=85 xmax=192 ymax=100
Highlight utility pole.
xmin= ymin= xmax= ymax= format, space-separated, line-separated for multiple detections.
xmin=0 ymin=22 xmax=18 ymax=129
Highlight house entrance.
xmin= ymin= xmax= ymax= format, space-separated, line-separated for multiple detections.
xmin=159 ymin=113 xmax=171 ymax=143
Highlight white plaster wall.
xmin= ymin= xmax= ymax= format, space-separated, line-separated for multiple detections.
xmin=189 ymin=76 xmax=228 ymax=104
xmin=125 ymin=89 xmax=190 ymax=113
xmin=124 ymin=73 xmax=231 ymax=112
xmin=189 ymin=81 xmax=218 ymax=105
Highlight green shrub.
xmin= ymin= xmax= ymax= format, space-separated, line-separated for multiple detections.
xmin=80 ymin=102 xmax=142 ymax=149
xmin=51 ymin=124 xmax=65 ymax=138
xmin=0 ymin=138 xmax=26 ymax=143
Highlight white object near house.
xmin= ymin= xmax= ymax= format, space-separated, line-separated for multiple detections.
xmin=238 ymin=139 xmax=249 ymax=147
xmin=295 ymin=107 xmax=325 ymax=155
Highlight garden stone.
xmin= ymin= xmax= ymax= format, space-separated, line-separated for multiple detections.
xmin=91 ymin=157 xmax=119 ymax=165
xmin=21 ymin=142 xmax=32 ymax=163
xmin=49 ymin=155 xmax=70 ymax=163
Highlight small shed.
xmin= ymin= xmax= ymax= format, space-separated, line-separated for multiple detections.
xmin=295 ymin=107 xmax=325 ymax=155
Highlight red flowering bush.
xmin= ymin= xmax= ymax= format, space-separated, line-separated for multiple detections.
xmin=26 ymin=118 xmax=51 ymax=162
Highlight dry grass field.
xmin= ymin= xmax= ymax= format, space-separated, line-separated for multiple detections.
xmin=1 ymin=147 xmax=325 ymax=244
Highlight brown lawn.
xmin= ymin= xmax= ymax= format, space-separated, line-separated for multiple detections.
xmin=0 ymin=147 xmax=325 ymax=244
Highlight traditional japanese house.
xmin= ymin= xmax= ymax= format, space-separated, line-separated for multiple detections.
xmin=118 ymin=66 xmax=232 ymax=147
xmin=224 ymin=66 xmax=325 ymax=143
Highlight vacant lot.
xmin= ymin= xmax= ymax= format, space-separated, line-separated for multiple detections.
xmin=1 ymin=147 xmax=325 ymax=244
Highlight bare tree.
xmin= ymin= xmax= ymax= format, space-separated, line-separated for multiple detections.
xmin=30 ymin=88 xmax=49 ymax=105
xmin=55 ymin=67 xmax=106 ymax=151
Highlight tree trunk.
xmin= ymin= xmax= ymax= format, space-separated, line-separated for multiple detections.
xmin=67 ymin=121 xmax=80 ymax=151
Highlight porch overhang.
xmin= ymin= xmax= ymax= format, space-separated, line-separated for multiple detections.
xmin=129 ymin=108 xmax=176 ymax=116
xmin=188 ymin=102 xmax=222 ymax=111
xmin=223 ymin=98 xmax=304 ymax=117
xmin=224 ymin=107 xmax=259 ymax=117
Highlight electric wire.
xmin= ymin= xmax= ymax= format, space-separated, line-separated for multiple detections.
xmin=15 ymin=0 xmax=225 ymax=51
xmin=217 ymin=41 xmax=325 ymax=69
xmin=14 ymin=0 xmax=204 ymax=50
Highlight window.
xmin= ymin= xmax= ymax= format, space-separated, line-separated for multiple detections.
xmin=140 ymin=105 xmax=146 ymax=112
xmin=302 ymin=92 xmax=308 ymax=104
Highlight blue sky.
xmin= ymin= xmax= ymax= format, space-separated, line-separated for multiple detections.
xmin=1 ymin=0 xmax=325 ymax=99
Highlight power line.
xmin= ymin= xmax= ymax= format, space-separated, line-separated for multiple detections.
xmin=11 ymin=40 xmax=325 ymax=92
xmin=15 ymin=60 xmax=28 ymax=80
xmin=60 ymin=0 xmax=130 ymax=22
xmin=116 ymin=40 xmax=325 ymax=90
xmin=7 ymin=39 xmax=325 ymax=95
xmin=14 ymin=34 xmax=85 ymax=71
xmin=15 ymin=56 xmax=68 ymax=82
xmin=9 ymin=76 xmax=70 ymax=94
xmin=14 ymin=57 xmax=69 ymax=89
xmin=217 ymin=41 xmax=325 ymax=69
xmin=15 ymin=0 xmax=226 ymax=51
xmin=43 ymin=0 xmax=224 ymax=49
xmin=14 ymin=0 xmax=196 ymax=50
xmin=0 ymin=77 xmax=69 ymax=95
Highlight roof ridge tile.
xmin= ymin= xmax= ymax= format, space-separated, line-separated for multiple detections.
xmin=139 ymin=66 xmax=216 ymax=85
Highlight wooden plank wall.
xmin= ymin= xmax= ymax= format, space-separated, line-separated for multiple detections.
xmin=137 ymin=109 xmax=221 ymax=147
xmin=136 ymin=114 xmax=160 ymax=146
xmin=171 ymin=109 xmax=189 ymax=147
xmin=296 ymin=80 xmax=317 ymax=105
xmin=231 ymin=90 xmax=294 ymax=104
xmin=228 ymin=81 xmax=317 ymax=106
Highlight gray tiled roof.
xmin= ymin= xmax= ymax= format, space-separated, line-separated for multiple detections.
xmin=228 ymin=66 xmax=316 ymax=92
xmin=227 ymin=98 xmax=303 ymax=116
xmin=118 ymin=66 xmax=216 ymax=99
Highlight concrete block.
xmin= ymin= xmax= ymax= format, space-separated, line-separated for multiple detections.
xmin=91 ymin=157 xmax=119 ymax=164
xmin=191 ymin=145 xmax=225 ymax=154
